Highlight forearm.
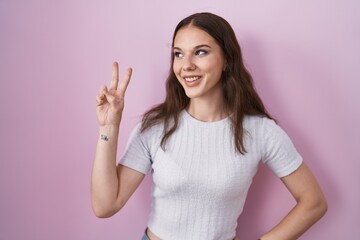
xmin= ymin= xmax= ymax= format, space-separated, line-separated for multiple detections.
xmin=91 ymin=125 xmax=120 ymax=217
xmin=259 ymin=198 xmax=328 ymax=240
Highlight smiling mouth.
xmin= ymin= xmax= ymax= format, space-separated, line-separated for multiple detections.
xmin=184 ymin=76 xmax=201 ymax=82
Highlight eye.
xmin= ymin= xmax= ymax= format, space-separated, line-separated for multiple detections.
xmin=174 ymin=51 xmax=184 ymax=58
xmin=195 ymin=49 xmax=207 ymax=56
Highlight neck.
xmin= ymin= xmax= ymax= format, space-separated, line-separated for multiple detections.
xmin=187 ymin=95 xmax=228 ymax=122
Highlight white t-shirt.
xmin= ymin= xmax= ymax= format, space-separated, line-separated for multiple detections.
xmin=119 ymin=110 xmax=302 ymax=240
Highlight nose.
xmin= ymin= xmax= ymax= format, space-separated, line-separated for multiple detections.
xmin=182 ymin=56 xmax=196 ymax=71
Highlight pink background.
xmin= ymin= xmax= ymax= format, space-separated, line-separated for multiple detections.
xmin=0 ymin=0 xmax=359 ymax=239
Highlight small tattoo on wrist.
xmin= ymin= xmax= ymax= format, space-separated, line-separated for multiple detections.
xmin=100 ymin=134 xmax=109 ymax=141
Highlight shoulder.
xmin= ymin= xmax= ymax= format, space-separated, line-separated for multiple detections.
xmin=123 ymin=121 xmax=164 ymax=157
xmin=242 ymin=115 xmax=291 ymax=146
xmin=136 ymin=121 xmax=163 ymax=140
xmin=243 ymin=115 xmax=273 ymax=133
xmin=245 ymin=115 xmax=298 ymax=154
xmin=243 ymin=115 xmax=281 ymax=134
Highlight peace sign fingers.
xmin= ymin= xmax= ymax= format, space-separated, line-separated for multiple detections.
xmin=109 ymin=61 xmax=132 ymax=96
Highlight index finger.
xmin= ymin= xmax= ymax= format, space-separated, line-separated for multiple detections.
xmin=109 ymin=62 xmax=119 ymax=90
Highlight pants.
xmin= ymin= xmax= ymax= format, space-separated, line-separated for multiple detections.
xmin=141 ymin=228 xmax=150 ymax=240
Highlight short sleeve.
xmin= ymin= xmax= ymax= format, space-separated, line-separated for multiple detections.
xmin=118 ymin=123 xmax=152 ymax=174
xmin=261 ymin=118 xmax=303 ymax=178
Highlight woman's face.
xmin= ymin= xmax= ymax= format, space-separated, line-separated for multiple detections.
xmin=173 ymin=25 xmax=225 ymax=100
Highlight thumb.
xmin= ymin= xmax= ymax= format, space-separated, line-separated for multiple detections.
xmin=101 ymin=85 xmax=115 ymax=103
xmin=104 ymin=91 xmax=115 ymax=103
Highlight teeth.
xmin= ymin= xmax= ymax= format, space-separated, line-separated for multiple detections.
xmin=184 ymin=76 xmax=200 ymax=82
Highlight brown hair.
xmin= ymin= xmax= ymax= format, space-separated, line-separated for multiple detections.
xmin=141 ymin=12 xmax=273 ymax=154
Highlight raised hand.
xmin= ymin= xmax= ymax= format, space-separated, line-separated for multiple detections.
xmin=96 ymin=62 xmax=132 ymax=127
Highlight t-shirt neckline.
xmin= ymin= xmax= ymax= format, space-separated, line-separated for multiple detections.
xmin=182 ymin=110 xmax=231 ymax=127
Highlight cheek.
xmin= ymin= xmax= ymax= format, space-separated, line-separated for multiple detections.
xmin=172 ymin=62 xmax=180 ymax=75
xmin=172 ymin=64 xmax=181 ymax=83
xmin=205 ymin=61 xmax=222 ymax=77
xmin=174 ymin=68 xmax=184 ymax=84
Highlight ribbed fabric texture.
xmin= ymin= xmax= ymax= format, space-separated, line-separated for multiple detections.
xmin=120 ymin=111 xmax=302 ymax=240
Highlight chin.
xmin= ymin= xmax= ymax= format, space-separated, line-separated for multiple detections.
xmin=184 ymin=91 xmax=199 ymax=99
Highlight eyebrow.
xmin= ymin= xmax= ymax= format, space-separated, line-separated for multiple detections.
xmin=173 ymin=44 xmax=212 ymax=51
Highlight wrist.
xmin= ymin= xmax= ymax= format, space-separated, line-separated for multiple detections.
xmin=99 ymin=124 xmax=119 ymax=130
xmin=98 ymin=125 xmax=119 ymax=138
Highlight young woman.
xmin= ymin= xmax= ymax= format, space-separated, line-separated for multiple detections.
xmin=92 ymin=12 xmax=327 ymax=240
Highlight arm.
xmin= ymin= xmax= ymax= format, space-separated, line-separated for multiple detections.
xmin=91 ymin=62 xmax=145 ymax=218
xmin=91 ymin=127 xmax=145 ymax=218
xmin=259 ymin=162 xmax=328 ymax=240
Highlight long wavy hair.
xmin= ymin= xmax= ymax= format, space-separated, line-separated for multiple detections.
xmin=141 ymin=12 xmax=273 ymax=154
